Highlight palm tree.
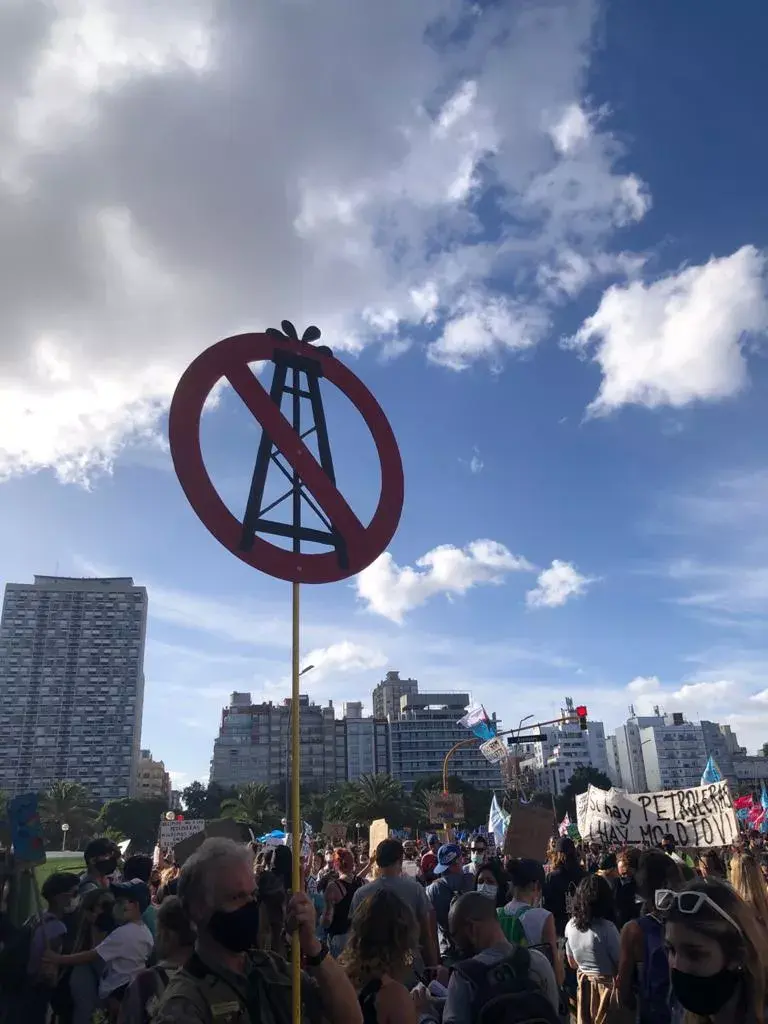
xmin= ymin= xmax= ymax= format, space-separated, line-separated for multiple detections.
xmin=220 ymin=782 xmax=277 ymax=832
xmin=341 ymin=774 xmax=406 ymax=825
xmin=38 ymin=780 xmax=95 ymax=846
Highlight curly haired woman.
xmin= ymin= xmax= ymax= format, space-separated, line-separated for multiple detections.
xmin=340 ymin=888 xmax=419 ymax=1024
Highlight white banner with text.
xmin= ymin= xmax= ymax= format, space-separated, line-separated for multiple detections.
xmin=581 ymin=780 xmax=737 ymax=848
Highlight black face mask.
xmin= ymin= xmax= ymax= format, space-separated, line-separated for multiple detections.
xmin=670 ymin=967 xmax=741 ymax=1015
xmin=94 ymin=857 xmax=118 ymax=876
xmin=207 ymin=899 xmax=261 ymax=953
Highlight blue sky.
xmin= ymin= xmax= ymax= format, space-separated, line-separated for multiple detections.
xmin=1 ymin=0 xmax=768 ymax=788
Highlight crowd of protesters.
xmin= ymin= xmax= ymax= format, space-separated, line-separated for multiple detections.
xmin=3 ymin=827 xmax=768 ymax=1023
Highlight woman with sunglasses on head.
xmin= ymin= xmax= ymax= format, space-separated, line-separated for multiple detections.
xmin=660 ymin=878 xmax=768 ymax=1023
xmin=617 ymin=848 xmax=684 ymax=1023
xmin=729 ymin=850 xmax=768 ymax=929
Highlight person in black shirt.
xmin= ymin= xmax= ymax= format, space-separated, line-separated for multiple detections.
xmin=543 ymin=837 xmax=584 ymax=938
xmin=614 ymin=847 xmax=640 ymax=928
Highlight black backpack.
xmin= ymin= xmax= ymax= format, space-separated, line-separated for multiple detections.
xmin=453 ymin=945 xmax=560 ymax=1024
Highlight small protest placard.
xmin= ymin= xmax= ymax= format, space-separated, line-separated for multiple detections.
xmin=426 ymin=792 xmax=465 ymax=824
xmin=581 ymin=780 xmax=737 ymax=847
xmin=503 ymin=803 xmax=555 ymax=861
xmin=322 ymin=822 xmax=348 ymax=845
xmin=369 ymin=818 xmax=389 ymax=856
xmin=479 ymin=737 xmax=507 ymax=764
xmin=159 ymin=819 xmax=205 ymax=848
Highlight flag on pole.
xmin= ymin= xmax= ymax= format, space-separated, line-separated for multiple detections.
xmin=700 ymin=755 xmax=722 ymax=785
xmin=558 ymin=813 xmax=570 ymax=837
xmin=488 ymin=793 xmax=509 ymax=848
xmin=458 ymin=705 xmax=487 ymax=729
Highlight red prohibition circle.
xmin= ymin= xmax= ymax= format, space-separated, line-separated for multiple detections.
xmin=168 ymin=332 xmax=404 ymax=584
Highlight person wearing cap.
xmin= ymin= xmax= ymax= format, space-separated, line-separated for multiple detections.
xmin=463 ymin=834 xmax=489 ymax=876
xmin=44 ymin=879 xmax=154 ymax=1014
xmin=79 ymin=837 xmax=121 ymax=896
xmin=424 ymin=834 xmax=440 ymax=856
xmin=20 ymin=871 xmax=81 ymax=1023
xmin=419 ymin=852 xmax=438 ymax=887
xmin=425 ymin=843 xmax=473 ymax=964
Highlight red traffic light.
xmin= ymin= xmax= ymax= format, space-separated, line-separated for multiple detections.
xmin=575 ymin=705 xmax=587 ymax=717
xmin=176 ymin=814 xmax=185 ymax=821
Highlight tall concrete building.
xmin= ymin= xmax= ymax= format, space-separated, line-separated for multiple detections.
xmin=343 ymin=702 xmax=389 ymax=781
xmin=517 ymin=702 xmax=610 ymax=797
xmin=0 ymin=576 xmax=147 ymax=801
xmin=388 ymin=690 xmax=502 ymax=791
xmin=136 ymin=749 xmax=172 ymax=805
xmin=372 ymin=671 xmax=418 ymax=720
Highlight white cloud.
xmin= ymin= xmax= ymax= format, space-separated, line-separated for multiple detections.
xmin=0 ymin=0 xmax=657 ymax=480
xmin=302 ymin=641 xmax=388 ymax=681
xmin=470 ymin=452 xmax=484 ymax=474
xmin=751 ymin=689 xmax=768 ymax=705
xmin=356 ymin=540 xmax=533 ymax=623
xmin=526 ymin=559 xmax=595 ymax=609
xmin=627 ymin=675 xmax=661 ymax=695
xmin=571 ymin=246 xmax=768 ymax=414
xmin=670 ymin=680 xmax=733 ymax=705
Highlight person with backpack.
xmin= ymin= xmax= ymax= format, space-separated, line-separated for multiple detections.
xmin=322 ymin=848 xmax=363 ymax=958
xmin=152 ymin=837 xmax=361 ymax=1024
xmin=543 ymin=838 xmax=585 ymax=939
xmin=425 ymin=844 xmax=473 ymax=965
xmin=616 ymin=849 xmax=683 ymax=1024
xmin=499 ymin=858 xmax=562 ymax=985
xmin=419 ymin=891 xmax=559 ymax=1024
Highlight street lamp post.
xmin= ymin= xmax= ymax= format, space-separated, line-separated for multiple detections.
xmin=355 ymin=822 xmax=361 ymax=845
xmin=61 ymin=823 xmax=70 ymax=852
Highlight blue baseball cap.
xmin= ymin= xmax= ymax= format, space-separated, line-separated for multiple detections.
xmin=426 ymin=833 xmax=439 ymax=846
xmin=110 ymin=880 xmax=150 ymax=913
xmin=434 ymin=843 xmax=462 ymax=875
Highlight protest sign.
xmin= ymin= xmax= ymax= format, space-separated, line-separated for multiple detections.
xmin=322 ymin=822 xmax=348 ymax=845
xmin=369 ymin=818 xmax=389 ymax=855
xmin=159 ymin=818 xmax=205 ymax=848
xmin=581 ymin=780 xmax=737 ymax=847
xmin=426 ymin=792 xmax=465 ymax=824
xmin=575 ymin=792 xmax=589 ymax=838
xmin=479 ymin=737 xmax=507 ymax=763
xmin=503 ymin=803 xmax=554 ymax=861
xmin=9 ymin=793 xmax=46 ymax=866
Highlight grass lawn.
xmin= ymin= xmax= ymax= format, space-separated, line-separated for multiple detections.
xmin=35 ymin=855 xmax=83 ymax=887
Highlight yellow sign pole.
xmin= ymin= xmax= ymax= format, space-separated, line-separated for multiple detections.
xmin=291 ymin=581 xmax=301 ymax=1024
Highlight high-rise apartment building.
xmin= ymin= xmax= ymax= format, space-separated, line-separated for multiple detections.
xmin=0 ymin=576 xmax=147 ymax=801
xmin=210 ymin=693 xmax=348 ymax=792
xmin=388 ymin=690 xmax=501 ymax=791
xmin=136 ymin=749 xmax=172 ymax=805
xmin=372 ymin=671 xmax=418 ymax=720
xmin=518 ymin=702 xmax=610 ymax=797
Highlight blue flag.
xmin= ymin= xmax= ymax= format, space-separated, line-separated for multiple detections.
xmin=700 ymin=755 xmax=722 ymax=785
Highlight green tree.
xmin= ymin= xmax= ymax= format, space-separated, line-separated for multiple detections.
xmin=555 ymin=764 xmax=612 ymax=820
xmin=181 ymin=781 xmax=235 ymax=820
xmin=335 ymin=774 xmax=408 ymax=827
xmin=220 ymin=783 xmax=278 ymax=833
xmin=98 ymin=797 xmax=169 ymax=850
xmin=38 ymin=780 xmax=95 ymax=848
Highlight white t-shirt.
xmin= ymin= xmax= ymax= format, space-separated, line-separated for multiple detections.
xmin=96 ymin=920 xmax=154 ymax=997
xmin=402 ymin=860 xmax=420 ymax=878
xmin=502 ymin=899 xmax=553 ymax=946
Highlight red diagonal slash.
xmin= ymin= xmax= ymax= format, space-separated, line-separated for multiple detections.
xmin=225 ymin=359 xmax=366 ymax=550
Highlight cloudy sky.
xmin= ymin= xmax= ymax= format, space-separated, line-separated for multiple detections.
xmin=2 ymin=0 xmax=768 ymax=788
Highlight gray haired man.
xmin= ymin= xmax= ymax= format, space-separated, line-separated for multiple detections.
xmin=153 ymin=838 xmax=361 ymax=1024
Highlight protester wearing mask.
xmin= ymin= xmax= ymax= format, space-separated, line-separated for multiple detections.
xmin=22 ymin=872 xmax=81 ymax=1023
xmin=500 ymin=858 xmax=562 ymax=985
xmin=660 ymin=878 xmax=768 ymax=1024
xmin=425 ymin=844 xmax=473 ymax=965
xmin=615 ymin=848 xmax=640 ymax=928
xmin=79 ymin=837 xmax=120 ymax=896
xmin=153 ymin=837 xmax=361 ymax=1024
xmin=474 ymin=861 xmax=507 ymax=909
xmin=463 ymin=837 xmax=489 ymax=876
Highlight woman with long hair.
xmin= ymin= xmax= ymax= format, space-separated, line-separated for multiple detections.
xmin=729 ymin=850 xmax=768 ymax=928
xmin=660 ymin=877 xmax=768 ymax=1023
xmin=544 ymin=836 xmax=585 ymax=938
xmin=617 ymin=849 xmax=683 ymax=1024
xmin=473 ymin=859 xmax=508 ymax=909
xmin=698 ymin=850 xmax=727 ymax=880
xmin=566 ymin=875 xmax=622 ymax=1024
xmin=340 ymin=888 xmax=419 ymax=1024
xmin=322 ymin=848 xmax=363 ymax=958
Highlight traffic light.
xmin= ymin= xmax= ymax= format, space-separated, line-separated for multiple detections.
xmin=176 ymin=814 xmax=185 ymax=821
xmin=576 ymin=705 xmax=588 ymax=730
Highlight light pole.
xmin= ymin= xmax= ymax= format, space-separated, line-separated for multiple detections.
xmin=61 ymin=822 xmax=70 ymax=851
xmin=355 ymin=822 xmax=361 ymax=845
xmin=284 ymin=665 xmax=316 ymax=827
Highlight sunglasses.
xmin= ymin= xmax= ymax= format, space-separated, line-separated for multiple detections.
xmin=655 ymin=889 xmax=743 ymax=936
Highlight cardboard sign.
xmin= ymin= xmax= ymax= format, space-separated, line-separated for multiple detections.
xmin=426 ymin=792 xmax=465 ymax=824
xmin=503 ymin=803 xmax=555 ymax=861
xmin=581 ymin=780 xmax=738 ymax=848
xmin=575 ymin=792 xmax=589 ymax=838
xmin=159 ymin=819 xmax=205 ymax=847
xmin=369 ymin=818 xmax=389 ymax=857
xmin=322 ymin=822 xmax=348 ymax=845
xmin=479 ymin=737 xmax=507 ymax=764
